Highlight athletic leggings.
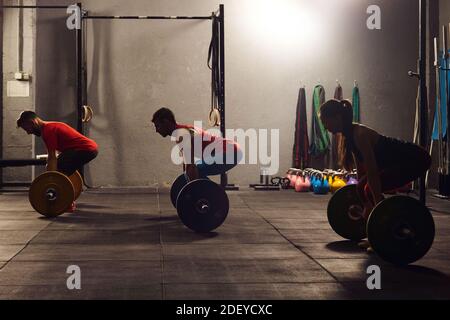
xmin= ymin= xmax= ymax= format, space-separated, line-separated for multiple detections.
xmin=356 ymin=137 xmax=431 ymax=205
xmin=57 ymin=149 xmax=98 ymax=177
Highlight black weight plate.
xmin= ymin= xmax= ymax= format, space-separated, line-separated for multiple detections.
xmin=170 ymin=174 xmax=188 ymax=208
xmin=176 ymin=179 xmax=229 ymax=233
xmin=367 ymin=196 xmax=435 ymax=265
xmin=327 ymin=184 xmax=367 ymax=241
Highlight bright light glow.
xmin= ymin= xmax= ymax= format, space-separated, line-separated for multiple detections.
xmin=244 ymin=0 xmax=324 ymax=52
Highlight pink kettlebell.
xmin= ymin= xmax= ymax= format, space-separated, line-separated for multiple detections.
xmin=295 ymin=174 xmax=305 ymax=192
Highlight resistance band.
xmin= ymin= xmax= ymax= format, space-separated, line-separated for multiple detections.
xmin=352 ymin=85 xmax=360 ymax=123
xmin=292 ymin=87 xmax=309 ymax=169
xmin=310 ymin=85 xmax=330 ymax=157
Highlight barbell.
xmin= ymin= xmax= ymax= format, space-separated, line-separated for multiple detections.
xmin=327 ymin=185 xmax=435 ymax=265
xmin=170 ymin=174 xmax=229 ymax=233
xmin=29 ymin=171 xmax=84 ymax=218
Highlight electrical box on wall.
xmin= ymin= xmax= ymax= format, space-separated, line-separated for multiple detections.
xmin=14 ymin=72 xmax=31 ymax=81
xmin=6 ymin=81 xmax=30 ymax=97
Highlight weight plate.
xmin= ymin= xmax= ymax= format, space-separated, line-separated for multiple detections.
xmin=176 ymin=179 xmax=229 ymax=233
xmin=170 ymin=174 xmax=188 ymax=208
xmin=327 ymin=184 xmax=367 ymax=241
xmin=367 ymin=196 xmax=435 ymax=265
xmin=29 ymin=171 xmax=75 ymax=218
xmin=68 ymin=171 xmax=83 ymax=200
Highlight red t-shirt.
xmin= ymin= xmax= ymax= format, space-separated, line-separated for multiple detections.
xmin=175 ymin=124 xmax=240 ymax=154
xmin=42 ymin=122 xmax=98 ymax=153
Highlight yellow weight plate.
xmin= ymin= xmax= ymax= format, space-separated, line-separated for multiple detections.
xmin=29 ymin=171 xmax=75 ymax=218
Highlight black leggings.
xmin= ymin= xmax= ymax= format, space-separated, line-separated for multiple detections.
xmin=357 ymin=143 xmax=431 ymax=205
xmin=57 ymin=150 xmax=98 ymax=176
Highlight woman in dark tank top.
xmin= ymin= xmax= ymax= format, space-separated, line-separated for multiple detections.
xmin=320 ymin=99 xmax=431 ymax=222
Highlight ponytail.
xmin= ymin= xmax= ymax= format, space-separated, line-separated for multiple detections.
xmin=320 ymin=99 xmax=354 ymax=170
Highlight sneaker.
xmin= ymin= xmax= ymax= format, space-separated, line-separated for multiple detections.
xmin=66 ymin=202 xmax=76 ymax=213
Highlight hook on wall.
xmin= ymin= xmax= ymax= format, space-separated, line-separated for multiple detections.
xmin=299 ymin=81 xmax=305 ymax=89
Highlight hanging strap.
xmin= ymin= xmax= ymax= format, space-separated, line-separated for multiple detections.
xmin=334 ymin=84 xmax=343 ymax=101
xmin=310 ymin=85 xmax=330 ymax=156
xmin=292 ymin=87 xmax=309 ymax=168
xmin=433 ymin=53 xmax=449 ymax=140
xmin=352 ymin=86 xmax=360 ymax=123
xmin=208 ymin=16 xmax=221 ymax=127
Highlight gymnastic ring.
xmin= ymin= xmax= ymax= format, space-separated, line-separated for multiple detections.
xmin=82 ymin=105 xmax=94 ymax=123
xmin=209 ymin=108 xmax=221 ymax=127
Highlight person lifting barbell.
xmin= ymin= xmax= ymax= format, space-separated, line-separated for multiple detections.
xmin=152 ymin=108 xmax=242 ymax=232
xmin=17 ymin=111 xmax=99 ymax=214
xmin=320 ymin=100 xmax=432 ymax=251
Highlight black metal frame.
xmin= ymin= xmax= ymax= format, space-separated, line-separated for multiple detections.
xmin=1 ymin=5 xmax=68 ymax=9
xmin=418 ymin=0 xmax=428 ymax=204
xmin=0 ymin=4 xmax=228 ymax=188
xmin=79 ymin=4 xmax=229 ymax=187
xmin=76 ymin=3 xmax=83 ymax=136
xmin=410 ymin=0 xmax=429 ymax=203
xmin=83 ymin=15 xmax=213 ymax=20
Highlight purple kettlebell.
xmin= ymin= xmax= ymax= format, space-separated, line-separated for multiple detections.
xmin=347 ymin=176 xmax=358 ymax=185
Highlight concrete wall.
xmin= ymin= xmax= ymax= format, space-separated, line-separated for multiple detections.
xmin=5 ymin=0 xmax=425 ymax=187
xmin=440 ymin=0 xmax=450 ymax=26
xmin=2 ymin=0 xmax=36 ymax=183
xmin=34 ymin=4 xmax=77 ymax=163
xmin=0 ymin=1 xmax=3 ymax=183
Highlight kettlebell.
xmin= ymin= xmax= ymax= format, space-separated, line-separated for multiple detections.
xmin=303 ymin=175 xmax=311 ymax=192
xmin=294 ymin=174 xmax=304 ymax=192
xmin=295 ymin=174 xmax=310 ymax=192
xmin=330 ymin=174 xmax=346 ymax=193
xmin=290 ymin=170 xmax=299 ymax=188
xmin=286 ymin=170 xmax=292 ymax=183
xmin=310 ymin=174 xmax=317 ymax=192
xmin=347 ymin=176 xmax=358 ymax=185
xmin=311 ymin=171 xmax=322 ymax=192
xmin=313 ymin=174 xmax=330 ymax=195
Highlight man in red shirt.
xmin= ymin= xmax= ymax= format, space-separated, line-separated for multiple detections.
xmin=17 ymin=111 xmax=98 ymax=212
xmin=152 ymin=107 xmax=242 ymax=182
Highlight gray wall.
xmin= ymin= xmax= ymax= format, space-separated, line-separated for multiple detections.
xmin=2 ymin=0 xmax=36 ymax=183
xmin=5 ymin=0 xmax=426 ymax=187
xmin=34 ymin=4 xmax=77 ymax=171
xmin=440 ymin=0 xmax=450 ymax=26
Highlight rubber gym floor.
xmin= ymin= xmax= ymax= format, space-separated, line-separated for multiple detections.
xmin=0 ymin=188 xmax=450 ymax=300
